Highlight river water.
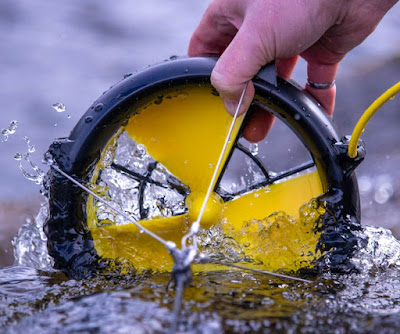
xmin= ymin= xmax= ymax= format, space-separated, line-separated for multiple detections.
xmin=4 ymin=213 xmax=400 ymax=333
xmin=1 ymin=1 xmax=400 ymax=332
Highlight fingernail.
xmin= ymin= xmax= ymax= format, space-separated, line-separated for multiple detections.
xmin=223 ymin=99 xmax=239 ymax=116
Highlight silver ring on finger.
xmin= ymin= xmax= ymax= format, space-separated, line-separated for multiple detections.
xmin=307 ymin=80 xmax=335 ymax=89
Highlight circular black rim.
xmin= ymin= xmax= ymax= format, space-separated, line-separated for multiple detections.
xmin=44 ymin=57 xmax=360 ymax=278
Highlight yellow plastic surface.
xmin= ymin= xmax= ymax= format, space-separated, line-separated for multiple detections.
xmin=87 ymin=85 xmax=325 ymax=273
xmin=90 ymin=215 xmax=190 ymax=272
xmin=223 ymin=171 xmax=322 ymax=231
xmin=125 ymin=88 xmax=243 ymax=192
xmin=221 ymin=171 xmax=323 ymax=271
xmin=186 ymin=191 xmax=225 ymax=229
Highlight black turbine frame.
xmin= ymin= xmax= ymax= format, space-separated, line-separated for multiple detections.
xmin=44 ymin=57 xmax=362 ymax=278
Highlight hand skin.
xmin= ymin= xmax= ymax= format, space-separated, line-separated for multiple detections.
xmin=188 ymin=0 xmax=398 ymax=142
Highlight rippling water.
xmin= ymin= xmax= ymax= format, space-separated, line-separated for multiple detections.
xmin=3 ymin=224 xmax=400 ymax=333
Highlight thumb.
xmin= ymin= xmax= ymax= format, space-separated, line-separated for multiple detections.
xmin=211 ymin=23 xmax=273 ymax=116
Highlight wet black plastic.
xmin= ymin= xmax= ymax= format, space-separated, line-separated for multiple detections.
xmin=44 ymin=57 xmax=362 ymax=278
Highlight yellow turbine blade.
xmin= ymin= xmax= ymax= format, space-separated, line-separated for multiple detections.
xmin=88 ymin=86 xmax=246 ymax=270
xmin=88 ymin=85 xmax=326 ymax=273
xmin=220 ymin=171 xmax=324 ymax=271
xmin=90 ymin=214 xmax=190 ymax=271
xmin=125 ymin=86 xmax=243 ymax=193
xmin=223 ymin=171 xmax=323 ymax=229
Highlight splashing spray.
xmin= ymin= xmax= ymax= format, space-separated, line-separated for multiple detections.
xmin=1 ymin=120 xmax=18 ymax=142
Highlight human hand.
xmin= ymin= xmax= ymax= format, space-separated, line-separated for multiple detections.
xmin=188 ymin=0 xmax=398 ymax=142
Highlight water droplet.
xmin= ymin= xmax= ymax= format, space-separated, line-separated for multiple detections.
xmin=1 ymin=120 xmax=18 ymax=141
xmin=9 ymin=120 xmax=18 ymax=133
xmin=139 ymin=229 xmax=144 ymax=234
xmin=208 ymin=163 xmax=214 ymax=168
xmin=154 ymin=95 xmax=163 ymax=105
xmin=54 ymin=123 xmax=58 ymax=127
xmin=52 ymin=102 xmax=66 ymax=113
xmin=390 ymin=95 xmax=395 ymax=100
xmin=151 ymin=137 xmax=157 ymax=143
xmin=294 ymin=113 xmax=300 ymax=121
xmin=169 ymin=55 xmax=178 ymax=60
xmin=85 ymin=116 xmax=93 ymax=123
xmin=18 ymin=146 xmax=45 ymax=185
xmin=95 ymin=103 xmax=104 ymax=112
xmin=249 ymin=142 xmax=259 ymax=156
xmin=67 ymin=115 xmax=71 ymax=119
xmin=123 ymin=73 xmax=133 ymax=79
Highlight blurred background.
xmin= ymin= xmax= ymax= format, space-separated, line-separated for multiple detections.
xmin=0 ymin=0 xmax=399 ymax=266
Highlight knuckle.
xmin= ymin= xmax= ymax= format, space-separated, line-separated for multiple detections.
xmin=211 ymin=67 xmax=240 ymax=99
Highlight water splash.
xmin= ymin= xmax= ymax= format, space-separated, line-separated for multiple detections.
xmin=92 ymin=131 xmax=187 ymax=227
xmin=17 ymin=136 xmax=45 ymax=186
xmin=352 ymin=225 xmax=400 ymax=272
xmin=24 ymin=136 xmax=36 ymax=153
xmin=197 ymin=223 xmax=247 ymax=263
xmin=12 ymin=201 xmax=53 ymax=269
xmin=215 ymin=202 xmax=320 ymax=272
xmin=2 ymin=123 xmax=46 ymax=186
xmin=244 ymin=155 xmax=265 ymax=185
xmin=52 ymin=102 xmax=66 ymax=113
xmin=248 ymin=142 xmax=258 ymax=156
xmin=1 ymin=120 xmax=18 ymax=142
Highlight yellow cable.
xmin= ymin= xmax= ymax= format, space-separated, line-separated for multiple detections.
xmin=348 ymin=81 xmax=400 ymax=158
